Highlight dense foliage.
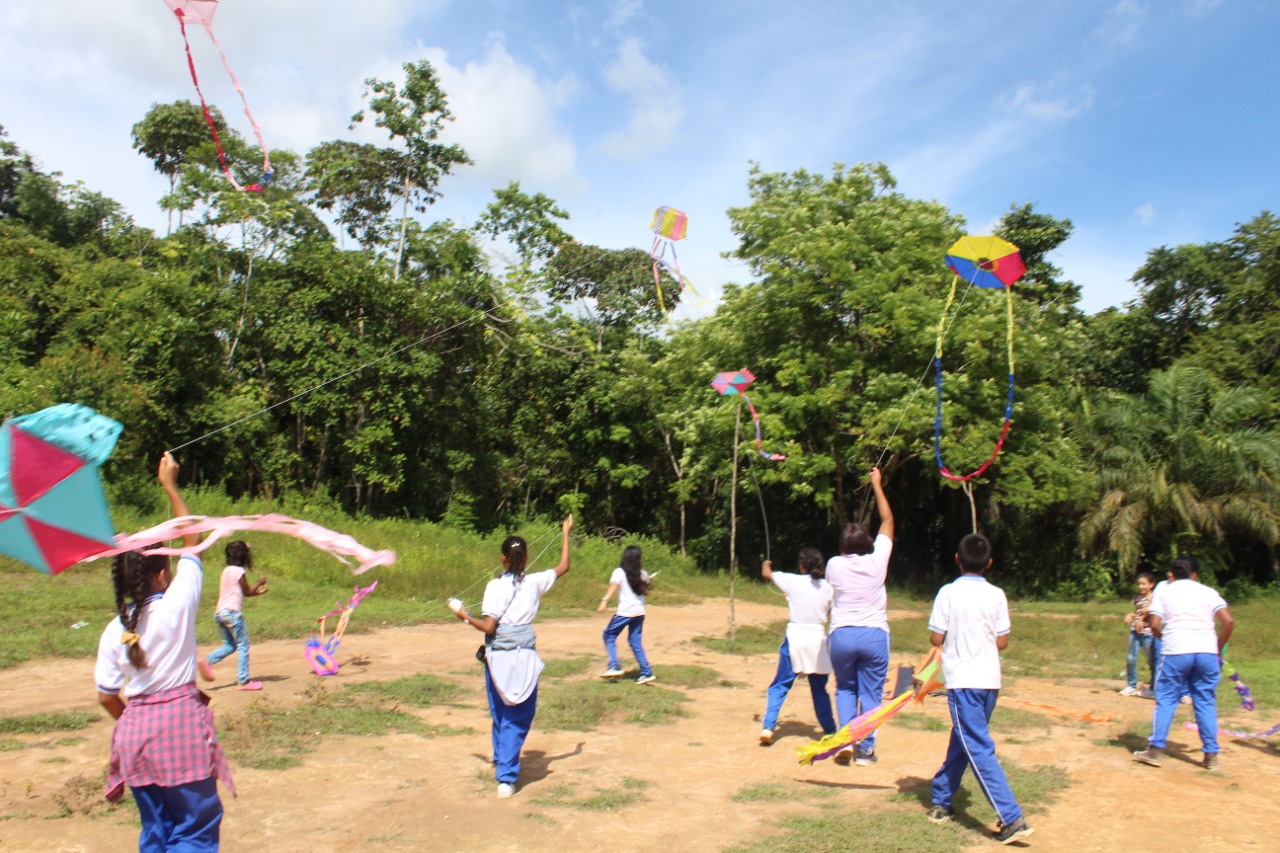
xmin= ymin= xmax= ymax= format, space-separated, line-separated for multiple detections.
xmin=2 ymin=62 xmax=1278 ymax=597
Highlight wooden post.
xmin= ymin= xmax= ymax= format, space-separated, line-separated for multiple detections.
xmin=729 ymin=401 xmax=741 ymax=641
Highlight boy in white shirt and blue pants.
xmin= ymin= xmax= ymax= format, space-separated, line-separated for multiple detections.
xmin=926 ymin=533 xmax=1033 ymax=845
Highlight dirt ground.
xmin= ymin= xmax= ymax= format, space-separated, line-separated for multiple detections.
xmin=1 ymin=599 xmax=1276 ymax=852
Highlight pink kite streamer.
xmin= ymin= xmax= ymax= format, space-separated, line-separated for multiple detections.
xmin=88 ymin=514 xmax=396 ymax=575
xmin=1184 ymin=720 xmax=1280 ymax=740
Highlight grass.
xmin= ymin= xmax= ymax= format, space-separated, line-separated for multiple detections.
xmin=731 ymin=781 xmax=836 ymax=804
xmin=537 ymin=680 xmax=691 ymax=731
xmin=694 ymin=621 xmax=788 ymax=656
xmin=0 ymin=711 xmax=97 ymax=735
xmin=217 ymin=677 xmax=474 ymax=770
xmin=541 ymin=655 xmax=598 ymax=679
xmin=649 ymin=664 xmax=742 ymax=689
xmin=531 ymin=777 xmax=650 ymax=811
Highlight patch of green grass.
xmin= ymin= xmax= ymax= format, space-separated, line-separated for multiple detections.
xmin=52 ymin=772 xmax=133 ymax=819
xmin=893 ymin=713 xmax=948 ymax=732
xmin=727 ymin=808 xmax=964 ymax=853
xmin=693 ymin=622 xmax=787 ymax=656
xmin=524 ymin=812 xmax=558 ymax=825
xmin=0 ymin=711 xmax=97 ymax=735
xmin=649 ymin=664 xmax=742 ymax=689
xmin=537 ymin=680 xmax=690 ymax=730
xmin=39 ymin=756 xmax=70 ymax=764
xmin=732 ymin=782 xmax=792 ymax=803
xmin=541 ymin=655 xmax=598 ymax=679
xmin=219 ymin=678 xmax=472 ymax=770
xmin=531 ymin=778 xmax=650 ymax=811
xmin=0 ymin=738 xmax=24 ymax=751
xmin=989 ymin=705 xmax=1052 ymax=732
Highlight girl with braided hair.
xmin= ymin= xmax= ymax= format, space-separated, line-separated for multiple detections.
xmin=94 ymin=452 xmax=234 ymax=851
xmin=456 ymin=516 xmax=573 ymax=799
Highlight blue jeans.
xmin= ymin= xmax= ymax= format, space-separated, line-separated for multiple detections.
xmin=207 ymin=609 xmax=251 ymax=684
xmin=602 ymin=614 xmax=653 ymax=677
xmin=931 ymin=688 xmax=1023 ymax=827
xmin=132 ymin=776 xmax=222 ymax=852
xmin=484 ymin=666 xmax=539 ymax=784
xmin=1149 ymin=652 xmax=1220 ymax=753
xmin=828 ymin=626 xmax=890 ymax=751
xmin=1126 ymin=632 xmax=1157 ymax=688
xmin=761 ymin=637 xmax=836 ymax=734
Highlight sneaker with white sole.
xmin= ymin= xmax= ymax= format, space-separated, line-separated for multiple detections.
xmin=1132 ymin=747 xmax=1163 ymax=767
xmin=833 ymin=746 xmax=854 ymax=766
xmin=636 ymin=674 xmax=656 ymax=685
xmin=855 ymin=747 xmax=877 ymax=766
xmin=497 ymin=782 xmax=515 ymax=798
xmin=1138 ymin=688 xmax=1155 ymax=699
xmin=759 ymin=728 xmax=773 ymax=746
xmin=600 ymin=668 xmax=623 ymax=678
xmin=1203 ymin=752 xmax=1220 ymax=771
xmin=1118 ymin=686 xmax=1138 ymax=696
xmin=927 ymin=805 xmax=954 ymax=824
xmin=994 ymin=817 xmax=1034 ymax=844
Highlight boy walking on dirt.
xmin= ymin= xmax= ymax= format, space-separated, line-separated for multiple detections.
xmin=925 ymin=533 xmax=1033 ymax=845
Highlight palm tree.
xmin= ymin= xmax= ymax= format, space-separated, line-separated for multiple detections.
xmin=1079 ymin=365 xmax=1280 ymax=573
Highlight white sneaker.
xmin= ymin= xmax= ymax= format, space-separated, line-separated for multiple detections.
xmin=600 ymin=668 xmax=623 ymax=678
xmin=1180 ymin=695 xmax=1192 ymax=705
xmin=636 ymin=674 xmax=656 ymax=685
xmin=1118 ymin=686 xmax=1138 ymax=696
xmin=497 ymin=782 xmax=515 ymax=799
xmin=1139 ymin=688 xmax=1155 ymax=699
xmin=759 ymin=728 xmax=774 ymax=745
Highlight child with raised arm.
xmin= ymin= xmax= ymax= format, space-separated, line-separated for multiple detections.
xmin=925 ymin=533 xmax=1033 ymax=845
xmin=94 ymin=452 xmax=234 ymax=851
xmin=598 ymin=545 xmax=656 ymax=684
xmin=758 ymin=547 xmax=836 ymax=745
xmin=456 ymin=516 xmax=573 ymax=799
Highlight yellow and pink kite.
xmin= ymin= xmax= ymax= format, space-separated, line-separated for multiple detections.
xmin=649 ymin=206 xmax=695 ymax=311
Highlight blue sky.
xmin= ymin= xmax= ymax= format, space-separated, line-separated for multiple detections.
xmin=2 ymin=0 xmax=1275 ymax=317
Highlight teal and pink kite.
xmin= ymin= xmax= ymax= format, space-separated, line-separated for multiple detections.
xmin=711 ymin=369 xmax=786 ymax=461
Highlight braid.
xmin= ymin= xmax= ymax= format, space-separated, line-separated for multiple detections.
xmin=112 ymin=552 xmax=167 ymax=670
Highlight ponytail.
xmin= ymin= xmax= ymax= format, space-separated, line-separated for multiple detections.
xmin=110 ymin=552 xmax=169 ymax=670
xmin=502 ymin=535 xmax=528 ymax=579
xmin=797 ymin=547 xmax=825 ymax=580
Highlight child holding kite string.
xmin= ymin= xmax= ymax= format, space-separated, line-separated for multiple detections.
xmin=758 ymin=547 xmax=836 ymax=745
xmin=94 ymin=452 xmax=234 ymax=851
xmin=200 ymin=539 xmax=268 ymax=690
xmin=597 ymin=545 xmax=656 ymax=684
xmin=926 ymin=533 xmax=1033 ymax=844
xmin=456 ymin=516 xmax=573 ymax=799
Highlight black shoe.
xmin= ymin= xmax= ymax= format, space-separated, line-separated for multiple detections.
xmin=854 ymin=747 xmax=877 ymax=766
xmin=927 ymin=805 xmax=954 ymax=824
xmin=994 ymin=817 xmax=1034 ymax=844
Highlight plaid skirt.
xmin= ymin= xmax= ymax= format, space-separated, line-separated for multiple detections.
xmin=106 ymin=683 xmax=235 ymax=802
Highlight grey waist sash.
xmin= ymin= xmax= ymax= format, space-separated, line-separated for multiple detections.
xmin=490 ymin=622 xmax=537 ymax=652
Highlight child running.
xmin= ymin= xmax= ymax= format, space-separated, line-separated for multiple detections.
xmin=926 ymin=533 xmax=1033 ymax=845
xmin=94 ymin=452 xmax=234 ymax=851
xmin=199 ymin=540 xmax=268 ymax=690
xmin=597 ymin=545 xmax=656 ymax=684
xmin=456 ymin=516 xmax=573 ymax=798
xmin=758 ymin=547 xmax=836 ymax=745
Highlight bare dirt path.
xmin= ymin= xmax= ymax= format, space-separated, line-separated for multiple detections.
xmin=1 ymin=599 xmax=1276 ymax=852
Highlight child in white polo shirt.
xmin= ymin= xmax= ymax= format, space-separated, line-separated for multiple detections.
xmin=925 ymin=533 xmax=1033 ymax=845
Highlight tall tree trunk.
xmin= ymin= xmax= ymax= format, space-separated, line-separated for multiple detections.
xmin=729 ymin=402 xmax=741 ymax=641
xmin=393 ymin=172 xmax=410 ymax=283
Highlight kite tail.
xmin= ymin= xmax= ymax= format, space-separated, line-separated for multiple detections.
xmin=1184 ymin=720 xmax=1280 ymax=740
xmin=200 ymin=21 xmax=273 ymax=187
xmin=90 ymin=514 xmax=396 ymax=575
xmin=742 ymin=394 xmax=786 ymax=461
xmin=174 ymin=11 xmax=245 ymax=191
xmin=797 ymin=648 xmax=942 ymax=766
xmin=650 ymin=236 xmax=667 ymax=311
xmin=1221 ymin=658 xmax=1256 ymax=711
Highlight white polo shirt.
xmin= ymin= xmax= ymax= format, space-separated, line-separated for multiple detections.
xmin=482 ymin=568 xmax=558 ymax=626
xmin=95 ymin=554 xmax=203 ymax=697
xmin=1149 ymin=579 xmax=1227 ymax=656
xmin=610 ymin=567 xmax=649 ymax=618
xmin=771 ymin=571 xmax=833 ymax=626
xmin=928 ymin=574 xmax=1010 ymax=690
xmin=826 ymin=534 xmax=893 ymax=632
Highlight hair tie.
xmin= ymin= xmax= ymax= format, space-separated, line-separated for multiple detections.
xmin=120 ymin=632 xmax=140 ymax=646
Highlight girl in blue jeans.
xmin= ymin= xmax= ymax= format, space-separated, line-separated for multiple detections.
xmin=201 ymin=540 xmax=268 ymax=690
xmin=598 ymin=545 xmax=655 ymax=684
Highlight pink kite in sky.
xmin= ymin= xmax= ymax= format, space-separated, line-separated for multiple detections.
xmin=711 ymin=369 xmax=786 ymax=461
xmin=161 ymin=0 xmax=273 ymax=191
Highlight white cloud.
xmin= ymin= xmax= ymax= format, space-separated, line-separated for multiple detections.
xmin=424 ymin=41 xmax=586 ymax=197
xmin=600 ymin=37 xmax=684 ymax=160
xmin=1132 ymin=202 xmax=1156 ymax=226
xmin=999 ymin=83 xmax=1094 ymax=122
xmin=605 ymin=0 xmax=644 ymax=29
xmin=1095 ymin=0 xmax=1148 ymax=48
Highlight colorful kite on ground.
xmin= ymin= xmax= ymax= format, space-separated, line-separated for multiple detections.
xmin=933 ymin=235 xmax=1026 ymax=482
xmin=1220 ymin=657 xmax=1256 ymax=711
xmin=93 ymin=514 xmax=396 ymax=575
xmin=650 ymin=206 xmax=696 ymax=311
xmin=711 ymin=369 xmax=786 ymax=461
xmin=1185 ymin=720 xmax=1280 ymax=740
xmin=797 ymin=648 xmax=942 ymax=766
xmin=0 ymin=404 xmax=122 ymax=575
xmin=161 ymin=0 xmax=272 ymax=191
xmin=306 ymin=581 xmax=378 ymax=676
